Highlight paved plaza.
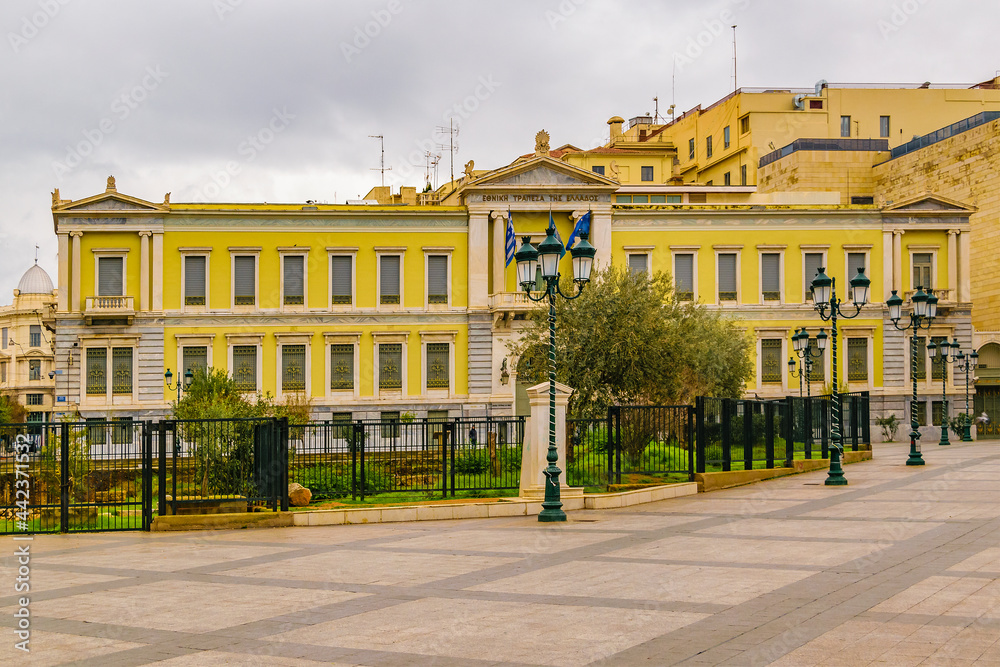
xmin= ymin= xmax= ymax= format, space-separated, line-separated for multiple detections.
xmin=3 ymin=442 xmax=1000 ymax=666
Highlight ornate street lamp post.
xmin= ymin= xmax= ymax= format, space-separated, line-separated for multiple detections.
xmin=927 ymin=339 xmax=953 ymax=446
xmin=886 ymin=287 xmax=938 ymax=465
xmin=954 ymin=346 xmax=978 ymax=442
xmin=164 ymin=367 xmax=194 ymax=403
xmin=789 ymin=327 xmax=826 ymax=398
xmin=514 ymin=223 xmax=596 ymax=522
xmin=810 ymin=266 xmax=870 ymax=486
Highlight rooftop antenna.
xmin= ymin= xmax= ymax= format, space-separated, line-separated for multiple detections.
xmin=731 ymin=25 xmax=738 ymax=92
xmin=435 ymin=119 xmax=459 ymax=186
xmin=368 ymin=135 xmax=392 ymax=187
xmin=653 ymin=96 xmax=660 ymax=124
xmin=671 ymin=57 xmax=677 ymax=115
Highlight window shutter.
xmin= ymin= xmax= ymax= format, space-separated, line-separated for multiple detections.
xmin=628 ymin=254 xmax=648 ymax=274
xmin=185 ymin=256 xmax=206 ymax=305
xmin=234 ymin=256 xmax=255 ymax=304
xmin=331 ymin=256 xmax=352 ymax=304
xmin=380 ymin=256 xmax=400 ymax=303
xmin=718 ymin=253 xmax=737 ymax=298
xmin=847 ymin=252 xmax=866 ymax=277
xmin=283 ymin=256 xmax=304 ymax=304
xmin=183 ymin=346 xmax=207 ymax=378
xmin=804 ymin=253 xmax=823 ymax=300
xmin=330 ymin=344 xmax=354 ymax=390
xmin=427 ymin=256 xmax=448 ymax=303
xmin=98 ymin=257 xmax=123 ymax=296
xmin=762 ymin=253 xmax=780 ymax=300
xmin=281 ymin=345 xmax=306 ymax=391
xmin=674 ymin=254 xmax=693 ymax=298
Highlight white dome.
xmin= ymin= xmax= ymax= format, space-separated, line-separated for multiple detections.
xmin=17 ymin=264 xmax=54 ymax=294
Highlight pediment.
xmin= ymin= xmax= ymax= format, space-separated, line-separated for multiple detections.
xmin=55 ymin=192 xmax=167 ymax=213
xmin=467 ymin=156 xmax=619 ymax=189
xmin=883 ymin=193 xmax=975 ymax=214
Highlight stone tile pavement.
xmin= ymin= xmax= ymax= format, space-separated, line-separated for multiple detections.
xmin=2 ymin=442 xmax=1000 ymax=665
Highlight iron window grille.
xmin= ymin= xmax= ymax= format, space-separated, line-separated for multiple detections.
xmin=331 ymin=412 xmax=352 ymax=439
xmin=913 ymin=337 xmax=927 ymax=380
xmin=381 ymin=411 xmax=400 ymax=439
xmin=760 ymin=339 xmax=783 ymax=384
xmin=112 ymin=347 xmax=132 ymax=395
xmin=808 ymin=343 xmax=825 ymax=383
xmin=86 ymin=348 xmax=106 ymax=395
xmin=183 ymin=346 xmax=207 ymax=379
xmin=931 ymin=336 xmax=947 ymax=380
xmin=913 ymin=401 xmax=927 ymax=426
xmin=113 ymin=417 xmax=134 ymax=445
xmin=426 ymin=343 xmax=450 ymax=388
xmin=232 ymin=345 xmax=257 ymax=391
xmin=282 ymin=345 xmax=306 ymax=392
xmin=379 ymin=343 xmax=402 ymax=389
xmin=848 ymin=338 xmax=868 ymax=382
xmin=932 ymin=400 xmax=944 ymax=426
xmin=330 ymin=344 xmax=354 ymax=390
xmin=86 ymin=418 xmax=106 ymax=446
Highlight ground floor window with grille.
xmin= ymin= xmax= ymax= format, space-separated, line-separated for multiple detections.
xmin=331 ymin=412 xmax=352 ymax=439
xmin=847 ymin=338 xmax=868 ymax=382
xmin=381 ymin=411 xmax=400 ymax=438
xmin=86 ymin=417 xmax=106 ymax=446
xmin=86 ymin=347 xmax=133 ymax=397
xmin=232 ymin=345 xmax=257 ymax=392
xmin=426 ymin=343 xmax=449 ymax=389
xmin=913 ymin=336 xmax=927 ymax=380
xmin=379 ymin=344 xmax=402 ymax=390
xmin=330 ymin=344 xmax=354 ymax=390
xmin=760 ymin=339 xmax=782 ymax=384
xmin=183 ymin=346 xmax=207 ymax=379
xmin=932 ymin=401 xmax=945 ymax=427
xmin=808 ymin=344 xmax=825 ymax=383
xmin=913 ymin=401 xmax=927 ymax=427
xmin=282 ymin=345 xmax=306 ymax=392
xmin=112 ymin=348 xmax=133 ymax=394
xmin=113 ymin=417 xmax=134 ymax=446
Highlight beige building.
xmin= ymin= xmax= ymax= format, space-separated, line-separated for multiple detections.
xmin=0 ymin=263 xmax=58 ymax=422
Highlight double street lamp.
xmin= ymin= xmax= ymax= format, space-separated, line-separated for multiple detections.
xmin=788 ymin=327 xmax=827 ymax=398
xmin=928 ymin=338 xmax=959 ymax=446
xmin=809 ymin=266 xmax=871 ymax=486
xmin=886 ymin=287 xmax=938 ymax=465
xmin=514 ymin=222 xmax=596 ymax=522
xmin=164 ymin=367 xmax=194 ymax=402
xmin=954 ymin=347 xmax=979 ymax=442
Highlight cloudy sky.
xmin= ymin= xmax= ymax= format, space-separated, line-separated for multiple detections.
xmin=0 ymin=0 xmax=995 ymax=300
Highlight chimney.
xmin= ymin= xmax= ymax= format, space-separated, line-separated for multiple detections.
xmin=608 ymin=116 xmax=624 ymax=142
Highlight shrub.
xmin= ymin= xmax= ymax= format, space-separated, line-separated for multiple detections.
xmin=875 ymin=414 xmax=900 ymax=442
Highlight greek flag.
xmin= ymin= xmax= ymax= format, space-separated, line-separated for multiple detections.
xmin=504 ymin=209 xmax=516 ymax=267
xmin=550 ymin=212 xmax=567 ymax=258
xmin=565 ymin=211 xmax=591 ymax=251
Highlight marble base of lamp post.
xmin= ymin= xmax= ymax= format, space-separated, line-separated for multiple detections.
xmin=519 ymin=380 xmax=585 ymax=505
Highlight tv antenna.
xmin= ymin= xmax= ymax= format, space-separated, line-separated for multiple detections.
xmin=420 ymin=151 xmax=442 ymax=190
xmin=368 ymin=135 xmax=392 ymax=187
xmin=653 ymin=96 xmax=660 ymax=123
xmin=435 ymin=119 xmax=459 ymax=187
xmin=731 ymin=25 xmax=738 ymax=92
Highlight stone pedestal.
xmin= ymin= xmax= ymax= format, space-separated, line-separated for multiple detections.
xmin=519 ymin=380 xmax=584 ymax=501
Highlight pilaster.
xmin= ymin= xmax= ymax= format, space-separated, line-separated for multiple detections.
xmin=468 ymin=213 xmax=489 ymax=309
xmin=139 ymin=231 xmax=151 ymax=311
xmin=70 ymin=231 xmax=82 ymax=313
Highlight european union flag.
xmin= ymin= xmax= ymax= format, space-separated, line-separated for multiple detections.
xmin=565 ymin=211 xmax=591 ymax=251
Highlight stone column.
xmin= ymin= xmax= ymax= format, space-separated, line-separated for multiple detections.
xmin=959 ymin=231 xmax=971 ymax=302
xmin=57 ymin=233 xmax=69 ymax=312
xmin=519 ymin=380 xmax=584 ymax=503
xmin=70 ymin=231 xmax=82 ymax=313
xmin=490 ymin=210 xmax=506 ymax=296
xmin=139 ymin=231 xmax=151 ymax=311
xmin=468 ymin=213 xmax=489 ymax=309
xmin=152 ymin=232 xmax=163 ymax=311
xmin=892 ymin=231 xmax=903 ymax=292
xmin=882 ymin=231 xmax=893 ymax=300
xmin=947 ymin=229 xmax=959 ymax=302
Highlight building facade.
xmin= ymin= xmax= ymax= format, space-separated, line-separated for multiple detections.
xmin=0 ymin=263 xmax=57 ymax=422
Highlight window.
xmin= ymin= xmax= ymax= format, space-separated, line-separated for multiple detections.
xmin=761 ymin=340 xmax=782 ymax=384
xmin=26 ymin=394 xmax=43 ymax=406
xmin=28 ymin=360 xmax=41 ymax=381
xmin=761 ymin=253 xmax=780 ymax=301
xmin=841 ymin=115 xmax=851 ymax=138
xmin=650 ymin=195 xmax=666 ymax=203
xmin=847 ymin=252 xmax=867 ymax=278
xmin=183 ymin=346 xmax=207 ymax=379
xmin=283 ymin=255 xmax=305 ymax=305
xmin=29 ymin=325 xmax=41 ymax=348
xmin=426 ymin=343 xmax=450 ymax=389
xmin=913 ymin=253 xmax=933 ymax=290
xmin=627 ymin=254 xmax=649 ymax=275
xmin=741 ymin=165 xmax=747 ymax=186
xmin=804 ymin=252 xmax=824 ymax=301
xmin=86 ymin=348 xmax=106 ymax=395
xmin=667 ymin=195 xmax=682 ymax=204
xmin=112 ymin=347 xmax=132 ymax=394
xmin=807 ymin=342 xmax=825 ymax=383
xmin=331 ymin=412 xmax=352 ymax=439
xmin=809 ymin=100 xmax=823 ymax=110
xmin=233 ymin=256 xmax=256 ymax=306
xmin=723 ymin=125 xmax=731 ymax=148
xmin=913 ymin=401 xmax=927 ymax=427
xmin=615 ymin=195 xmax=632 ymax=203
xmin=97 ymin=256 xmax=124 ymax=296
xmin=847 ymin=338 xmax=868 ymax=382
xmin=1 ymin=327 xmax=6 ymax=348
xmin=381 ymin=411 xmax=400 ymax=439
xmin=380 ymin=255 xmax=401 ymax=305
xmin=674 ymin=254 xmax=694 ymax=301
xmin=184 ymin=256 xmax=206 ymax=305
xmin=739 ymin=115 xmax=750 ymax=134
xmin=689 ymin=138 xmax=695 ymax=160
xmin=932 ymin=401 xmax=944 ymax=426
xmin=931 ymin=336 xmax=948 ymax=381
xmin=688 ymin=193 xmax=707 ymax=204
xmin=427 ymin=255 xmax=448 ymax=304
xmin=1 ymin=362 xmax=5 ymax=383
xmin=640 ymin=166 xmax=654 ymax=182
xmin=592 ymin=165 xmax=605 ymax=175
xmin=913 ymin=337 xmax=927 ymax=380
xmin=631 ymin=195 xmax=648 ymax=204
xmin=331 ymin=255 xmax=353 ymax=305
xmin=880 ymin=115 xmax=890 ymax=138
xmin=281 ymin=345 xmax=306 ymax=392
xmin=851 ymin=196 xmax=875 ymax=205
xmin=86 ymin=418 xmax=106 ymax=446
xmin=706 ymin=135 xmax=713 ymax=158
xmin=232 ymin=345 xmax=257 ymax=392
xmin=112 ymin=417 xmax=134 ymax=446
xmin=330 ymin=344 xmax=354 ymax=390
xmin=718 ymin=253 xmax=737 ymax=301
xmin=379 ymin=343 xmax=402 ymax=390
xmin=723 ymin=171 xmax=731 ymax=186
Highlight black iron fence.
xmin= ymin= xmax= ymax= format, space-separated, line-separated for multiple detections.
xmin=288 ymin=416 xmax=524 ymax=501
